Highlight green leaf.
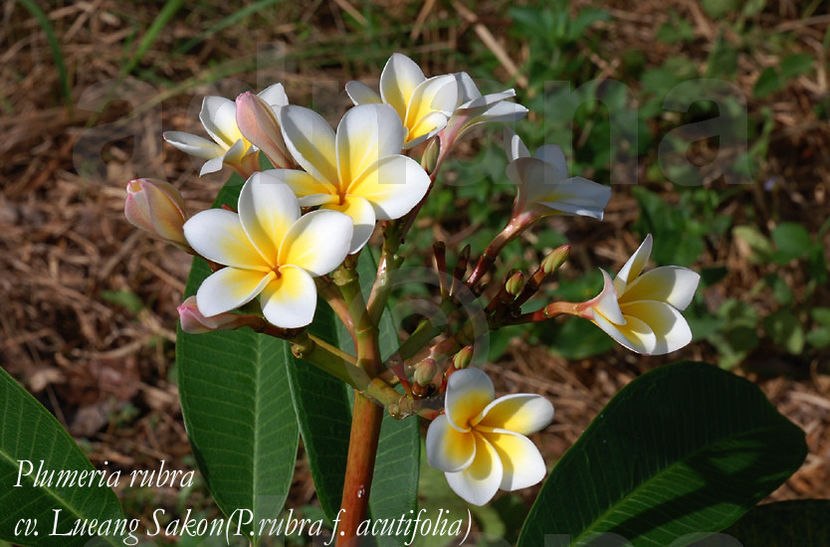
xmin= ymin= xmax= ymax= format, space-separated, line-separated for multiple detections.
xmin=779 ymin=53 xmax=814 ymax=80
xmin=719 ymin=500 xmax=830 ymax=545
xmin=763 ymin=310 xmax=805 ymax=354
xmin=0 ymin=367 xmax=126 ymax=546
xmin=518 ymin=361 xmax=806 ymax=546
xmin=811 ymin=307 xmax=830 ymax=326
xmin=772 ymin=222 xmax=812 ymax=263
xmin=701 ymin=0 xmax=739 ymax=18
xmin=176 ymin=174 xmax=298 ymax=538
xmin=806 ymin=327 xmax=830 ymax=349
xmin=753 ymin=67 xmax=782 ymax=98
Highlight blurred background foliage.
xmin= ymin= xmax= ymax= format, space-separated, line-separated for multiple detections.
xmin=1 ymin=0 xmax=828 ymax=543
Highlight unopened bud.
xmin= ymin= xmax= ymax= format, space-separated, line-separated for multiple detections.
xmin=452 ymin=346 xmax=473 ymax=370
xmin=125 ymin=178 xmax=189 ymax=250
xmin=178 ymin=296 xmax=261 ymax=333
xmin=421 ymin=137 xmax=439 ymax=172
xmin=413 ymin=358 xmax=437 ymax=387
xmin=235 ymin=91 xmax=292 ymax=169
xmin=542 ymin=244 xmax=570 ymax=275
xmin=505 ymin=272 xmax=525 ymax=296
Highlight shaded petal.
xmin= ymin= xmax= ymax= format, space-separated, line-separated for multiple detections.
xmin=591 ymin=269 xmax=626 ymax=325
xmin=504 ymin=128 xmax=530 ymax=162
xmin=196 ymin=267 xmax=274 ymax=317
xmin=404 ymin=74 xmax=458 ymax=128
xmin=445 ymin=368 xmax=494 ymax=432
xmin=426 ymin=414 xmax=476 ymax=473
xmin=454 ymin=100 xmax=527 ymax=139
xmin=534 ymin=145 xmax=568 ymax=178
xmin=323 ymin=195 xmax=376 ymax=254
xmin=506 ymin=157 xmax=566 ymax=205
xmin=184 ymin=209 xmax=268 ymax=269
xmin=199 ymin=156 xmax=225 ymax=176
xmin=592 ymin=311 xmax=657 ymax=355
xmin=345 ymin=81 xmax=382 ymax=105
xmin=404 ymin=111 xmax=449 ymax=148
xmin=453 ymin=72 xmax=482 ymax=105
xmin=163 ymin=131 xmax=224 ymax=159
xmin=336 ymin=104 xmax=405 ymax=186
xmin=380 ymin=52 xmax=425 ymax=120
xmin=257 ymin=82 xmax=289 ymax=107
xmin=615 ymin=234 xmax=653 ymax=292
xmin=621 ymin=300 xmax=693 ymax=355
xmin=269 ymin=168 xmax=337 ymax=200
xmin=200 ymin=96 xmax=242 ymax=148
xmin=278 ymin=105 xmax=338 ymax=185
xmin=348 ymin=155 xmax=430 ymax=220
xmin=482 ymin=430 xmax=547 ymax=491
xmin=222 ymin=138 xmax=249 ymax=164
xmin=445 ymin=434 xmax=502 ymax=506
xmin=238 ymin=172 xmax=300 ymax=266
xmin=477 ymin=394 xmax=554 ymax=435
xmin=279 ymin=209 xmax=353 ymax=276
xmin=536 ymin=176 xmax=611 ymax=220
xmin=620 ymin=266 xmax=700 ymax=310
xmin=260 ymin=265 xmax=317 ymax=328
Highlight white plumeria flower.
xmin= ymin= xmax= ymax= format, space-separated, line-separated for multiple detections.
xmin=505 ymin=129 xmax=611 ymax=221
xmin=164 ymin=84 xmax=289 ymax=176
xmin=276 ymin=103 xmax=430 ymax=253
xmin=585 ymin=234 xmax=701 ymax=355
xmin=426 ymin=368 xmax=553 ymax=506
xmin=183 ymin=172 xmax=353 ymax=329
xmin=441 ymin=72 xmax=528 ymax=143
xmin=345 ymin=53 xmax=458 ymax=149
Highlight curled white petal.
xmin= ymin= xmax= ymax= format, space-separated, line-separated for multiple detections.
xmin=477 ymin=393 xmax=554 ymax=435
xmin=445 ymin=368 xmax=495 ymax=432
xmin=196 ymin=268 xmax=274 ymax=317
xmin=163 ymin=131 xmax=224 ymax=159
xmin=426 ymin=414 xmax=476 ymax=473
xmin=444 ymin=435 xmax=502 ymax=506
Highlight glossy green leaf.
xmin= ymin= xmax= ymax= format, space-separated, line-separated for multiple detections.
xmin=519 ymin=361 xmax=806 ymax=546
xmin=176 ymin=174 xmax=299 ymax=538
xmin=772 ymin=222 xmax=811 ymax=263
xmin=715 ymin=500 xmax=830 ymax=546
xmin=0 ymin=367 xmax=125 ymax=546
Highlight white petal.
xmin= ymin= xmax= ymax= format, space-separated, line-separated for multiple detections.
xmin=445 ymin=434 xmax=502 ymax=506
xmin=200 ymin=96 xmax=241 ymax=148
xmin=322 ymin=195 xmax=376 ymax=254
xmin=196 ymin=268 xmax=274 ymax=317
xmin=199 ymin=156 xmax=225 ymax=176
xmin=453 ymin=72 xmax=482 ymax=105
xmin=238 ymin=172 xmax=300 ymax=265
xmin=537 ymin=177 xmax=611 ymax=220
xmin=278 ymin=105 xmax=338 ymax=185
xmin=483 ymin=430 xmax=547 ymax=491
xmin=445 ymin=369 xmax=495 ymax=432
xmin=426 ymin=414 xmax=476 ymax=473
xmin=592 ymin=311 xmax=657 ymax=355
xmin=621 ymin=266 xmax=700 ymax=310
xmin=345 ymin=81 xmax=382 ymax=106
xmin=336 ymin=104 xmax=405 ymax=185
xmin=621 ymin=300 xmax=693 ymax=355
xmin=347 ymin=155 xmax=430 ymax=220
xmin=405 ymin=74 xmax=459 ymax=125
xmin=184 ymin=209 xmax=268 ymax=269
xmin=534 ymin=145 xmax=568 ymax=178
xmin=404 ymin=111 xmax=449 ymax=148
xmin=591 ymin=269 xmax=626 ymax=325
xmin=504 ymin=128 xmax=530 ymax=162
xmin=477 ymin=394 xmax=554 ymax=435
xmin=222 ymin=138 xmax=249 ymax=164
xmin=506 ymin=157 xmax=566 ymax=205
xmin=259 ymin=265 xmax=317 ymax=328
xmin=267 ymin=168 xmax=337 ymax=201
xmin=459 ymin=89 xmax=517 ymax=111
xmin=615 ymin=234 xmax=653 ymax=291
xmin=279 ymin=210 xmax=353 ymax=276
xmin=380 ymin=52 xmax=426 ymax=120
xmin=454 ymin=101 xmax=528 ymax=139
xmin=257 ymin=83 xmax=289 ymax=107
xmin=163 ymin=131 xmax=224 ymax=159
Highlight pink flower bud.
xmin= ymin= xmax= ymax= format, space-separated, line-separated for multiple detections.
xmin=124 ymin=178 xmax=188 ymax=249
xmin=235 ymin=92 xmax=292 ymax=169
xmin=177 ymin=296 xmax=262 ymax=334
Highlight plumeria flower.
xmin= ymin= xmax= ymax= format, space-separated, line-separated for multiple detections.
xmin=426 ymin=368 xmax=553 ymax=506
xmin=345 ymin=53 xmax=458 ymax=148
xmin=235 ymin=90 xmax=293 ymax=169
xmin=505 ymin=129 xmax=611 ymax=221
xmin=164 ymin=84 xmax=289 ymax=176
xmin=440 ymin=72 xmax=528 ymax=146
xmin=275 ymin=103 xmax=430 ymax=253
xmin=178 ymin=295 xmax=263 ymax=334
xmin=183 ymin=172 xmax=353 ymax=329
xmin=583 ymin=234 xmax=701 ymax=355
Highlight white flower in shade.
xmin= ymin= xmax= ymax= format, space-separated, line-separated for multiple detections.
xmin=441 ymin=72 xmax=528 ymax=143
xmin=164 ymin=84 xmax=289 ymax=176
xmin=585 ymin=234 xmax=701 ymax=355
xmin=426 ymin=368 xmax=553 ymax=506
xmin=183 ymin=172 xmax=353 ymax=329
xmin=275 ymin=103 xmax=430 ymax=253
xmin=345 ymin=53 xmax=458 ymax=148
xmin=505 ymin=129 xmax=611 ymax=221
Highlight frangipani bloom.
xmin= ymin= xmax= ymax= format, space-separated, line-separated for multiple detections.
xmin=426 ymin=368 xmax=553 ymax=506
xmin=276 ymin=103 xmax=430 ymax=253
xmin=505 ymin=129 xmax=611 ymax=221
xmin=183 ymin=173 xmax=353 ymax=329
xmin=345 ymin=53 xmax=458 ymax=148
xmin=585 ymin=234 xmax=700 ymax=355
xmin=124 ymin=178 xmax=189 ymax=250
xmin=178 ymin=295 xmax=262 ymax=334
xmin=441 ymin=72 xmax=528 ymax=144
xmin=164 ymin=84 xmax=289 ymax=176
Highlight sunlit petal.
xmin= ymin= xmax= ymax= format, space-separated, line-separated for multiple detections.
xmin=592 ymin=311 xmax=657 ymax=355
xmin=278 ymin=105 xmax=338 ymax=184
xmin=482 ymin=430 xmax=547 ymax=491
xmin=504 ymin=128 xmax=530 ymax=162
xmin=345 ymin=81 xmax=382 ymax=105
xmin=184 ymin=209 xmax=268 ymax=269
xmin=279 ymin=210 xmax=352 ymax=276
xmin=200 ymin=96 xmax=242 ymax=148
xmin=426 ymin=414 xmax=476 ymax=473
xmin=404 ymin=111 xmax=449 ymax=148
xmin=336 ymin=104 xmax=405 ymax=186
xmin=620 ymin=266 xmax=701 ymax=310
xmin=238 ymin=172 xmax=300 ymax=265
xmin=615 ymin=234 xmax=653 ymax=291
xmin=621 ymin=300 xmax=693 ymax=355
xmin=323 ymin=195 xmax=376 ymax=254
xmin=348 ymin=155 xmax=430 ymax=221
xmin=379 ymin=52 xmax=425 ymax=120
xmin=477 ymin=394 xmax=554 ymax=435
xmin=444 ymin=434 xmax=502 ymax=506
xmin=257 ymin=82 xmax=289 ymax=107
xmin=405 ymin=74 xmax=458 ymax=128
xmin=259 ymin=265 xmax=317 ymax=328
xmin=199 ymin=156 xmax=225 ymax=176
xmin=163 ymin=131 xmax=224 ymax=159
xmin=196 ymin=267 xmax=275 ymax=317
xmin=445 ymin=369 xmax=495 ymax=432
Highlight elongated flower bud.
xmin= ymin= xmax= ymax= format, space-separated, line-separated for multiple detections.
xmin=542 ymin=244 xmax=570 ymax=275
xmin=177 ymin=296 xmax=263 ymax=334
xmin=235 ymin=91 xmax=292 ymax=168
xmin=414 ymin=358 xmax=438 ymax=387
xmin=505 ymin=272 xmax=525 ymax=297
xmin=124 ymin=178 xmax=189 ymax=250
xmin=452 ymin=346 xmax=473 ymax=370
